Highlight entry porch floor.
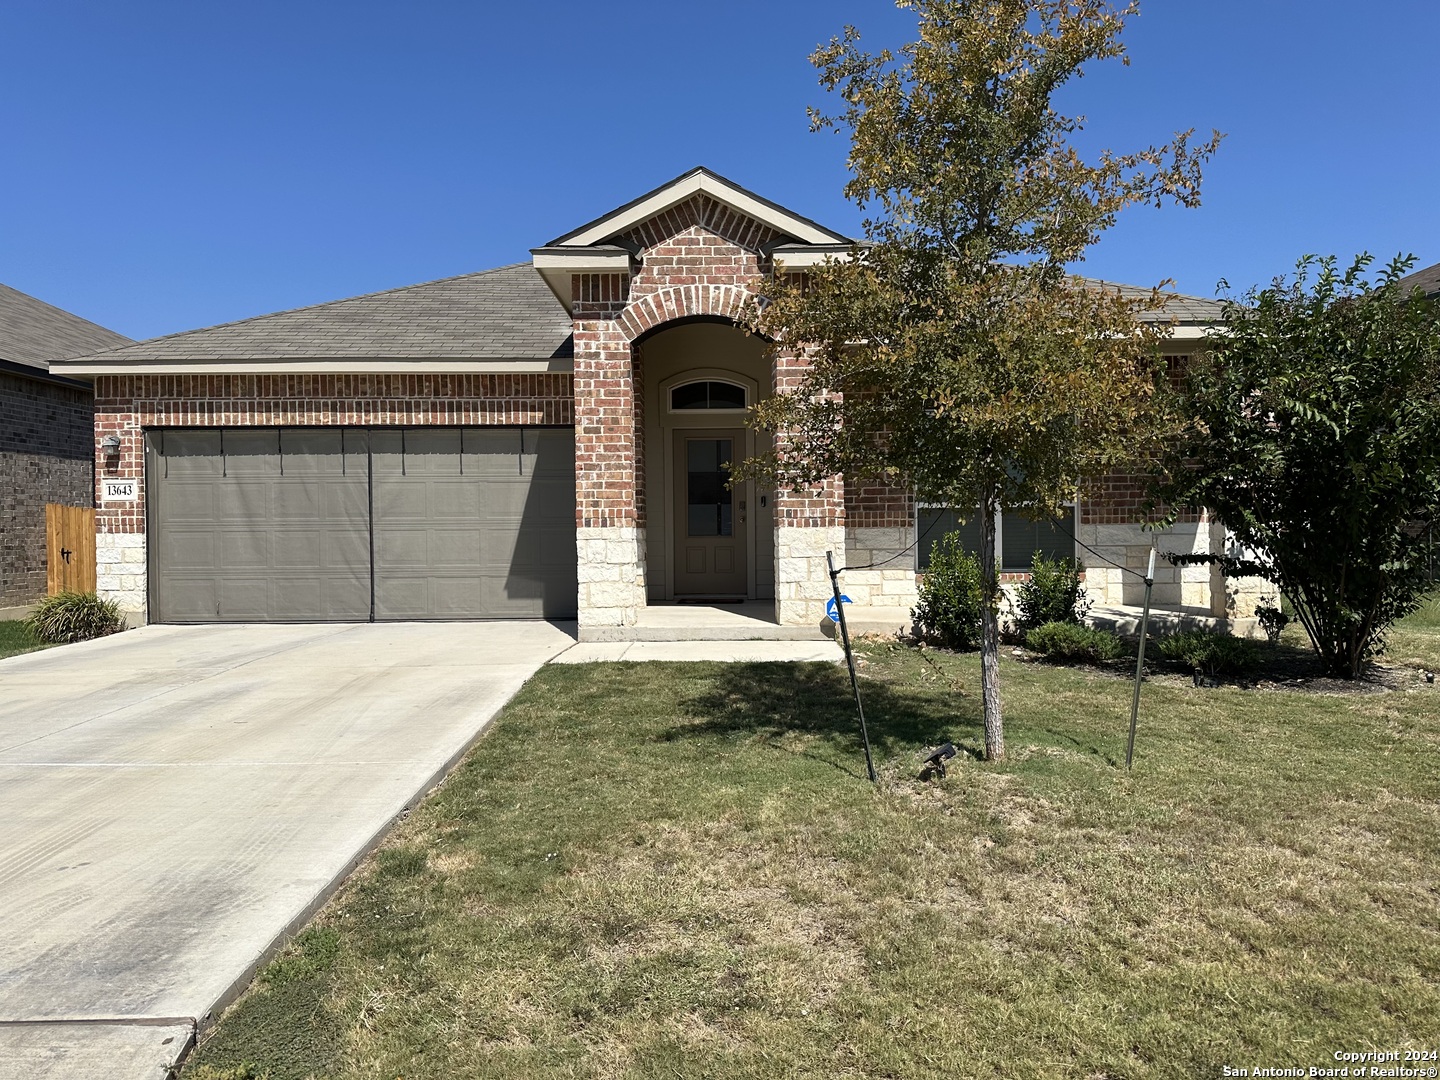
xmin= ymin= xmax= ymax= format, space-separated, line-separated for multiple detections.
xmin=581 ymin=601 xmax=920 ymax=643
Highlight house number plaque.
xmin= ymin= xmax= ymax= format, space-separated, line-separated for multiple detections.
xmin=102 ymin=478 xmax=138 ymax=503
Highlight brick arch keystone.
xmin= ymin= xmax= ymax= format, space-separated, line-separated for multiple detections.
xmin=617 ymin=285 xmax=750 ymax=343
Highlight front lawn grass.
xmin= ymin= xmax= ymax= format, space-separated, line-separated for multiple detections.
xmin=0 ymin=619 xmax=49 ymax=660
xmin=187 ymin=626 xmax=1440 ymax=1079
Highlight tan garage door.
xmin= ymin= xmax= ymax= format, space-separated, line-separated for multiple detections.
xmin=147 ymin=427 xmax=577 ymax=623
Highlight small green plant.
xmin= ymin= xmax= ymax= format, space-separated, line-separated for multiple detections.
xmin=1025 ymin=621 xmax=1128 ymax=663
xmin=1255 ymin=598 xmax=1291 ymax=645
xmin=911 ymin=533 xmax=985 ymax=650
xmin=25 ymin=592 xmax=126 ymax=644
xmin=1156 ymin=629 xmax=1261 ymax=676
xmin=1014 ymin=553 xmax=1090 ymax=632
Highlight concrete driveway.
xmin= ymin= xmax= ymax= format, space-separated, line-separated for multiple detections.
xmin=0 ymin=621 xmax=576 ymax=1079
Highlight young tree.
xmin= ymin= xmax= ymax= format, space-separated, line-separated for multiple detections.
xmin=744 ymin=0 xmax=1219 ymax=760
xmin=1158 ymin=254 xmax=1440 ymax=679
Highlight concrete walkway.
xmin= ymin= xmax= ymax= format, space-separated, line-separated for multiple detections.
xmin=0 ymin=621 xmax=576 ymax=1080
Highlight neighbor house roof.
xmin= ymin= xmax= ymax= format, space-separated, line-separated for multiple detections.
xmin=0 ymin=283 xmax=132 ymax=372
xmin=55 ymin=264 xmax=574 ymax=375
xmin=1395 ymin=259 xmax=1440 ymax=299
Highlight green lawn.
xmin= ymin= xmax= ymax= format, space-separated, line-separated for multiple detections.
xmin=186 ymin=616 xmax=1440 ymax=1080
xmin=1383 ymin=593 xmax=1440 ymax=672
xmin=0 ymin=619 xmax=49 ymax=660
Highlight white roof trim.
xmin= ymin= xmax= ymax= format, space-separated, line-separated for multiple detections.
xmin=531 ymin=249 xmax=632 ymax=272
xmin=51 ymin=357 xmax=574 ymax=377
xmin=558 ymin=171 xmax=843 ymax=248
xmin=771 ymin=249 xmax=857 ymax=269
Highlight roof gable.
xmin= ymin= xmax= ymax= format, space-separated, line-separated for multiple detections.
xmin=0 ymin=283 xmax=132 ymax=370
xmin=547 ymin=167 xmax=853 ymax=249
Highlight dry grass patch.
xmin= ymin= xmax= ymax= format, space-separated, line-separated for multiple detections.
xmin=186 ymin=610 xmax=1440 ymax=1080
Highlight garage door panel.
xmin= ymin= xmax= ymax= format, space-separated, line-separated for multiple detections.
xmin=270 ymin=530 xmax=322 ymax=570
xmin=400 ymin=429 xmax=462 ymax=471
xmin=372 ymin=481 xmax=427 ymax=517
xmin=212 ymin=480 xmax=273 ymax=522
xmin=162 ymin=531 xmax=217 ymax=571
xmin=219 ymin=530 xmax=271 ymax=570
xmin=163 ymin=483 xmax=218 ymax=522
xmin=161 ymin=579 xmax=220 ymax=620
xmin=279 ymin=429 xmax=351 ymax=474
xmin=464 ymin=429 xmax=523 ymax=477
xmin=217 ymin=578 xmax=273 ymax=618
xmin=158 ymin=431 xmax=223 ymax=476
xmin=523 ymin=428 xmax=576 ymax=480
xmin=222 ymin=431 xmax=281 ymax=475
xmin=150 ymin=426 xmax=577 ymax=623
xmin=478 ymin=481 xmax=531 ymax=521
xmin=272 ymin=482 xmax=325 ymax=521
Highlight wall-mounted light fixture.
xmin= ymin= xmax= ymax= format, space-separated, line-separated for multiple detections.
xmin=100 ymin=434 xmax=122 ymax=456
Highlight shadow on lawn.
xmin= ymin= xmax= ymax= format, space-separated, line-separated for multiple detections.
xmin=668 ymin=660 xmax=982 ymax=779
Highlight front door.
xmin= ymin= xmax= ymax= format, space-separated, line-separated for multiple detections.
xmin=672 ymin=429 xmax=747 ymax=597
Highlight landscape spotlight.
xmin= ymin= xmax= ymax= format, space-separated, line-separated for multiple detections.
xmin=924 ymin=742 xmax=958 ymax=778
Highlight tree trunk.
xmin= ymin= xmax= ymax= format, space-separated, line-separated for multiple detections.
xmin=979 ymin=495 xmax=1004 ymax=761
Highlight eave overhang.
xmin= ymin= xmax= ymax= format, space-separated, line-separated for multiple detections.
xmin=529 ymin=246 xmax=634 ymax=314
xmin=50 ymin=356 xmax=575 ymax=378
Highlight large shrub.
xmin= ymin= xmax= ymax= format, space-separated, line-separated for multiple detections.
xmin=1014 ymin=553 xmax=1090 ymax=633
xmin=911 ymin=533 xmax=985 ymax=650
xmin=26 ymin=592 xmax=126 ymax=644
xmin=1025 ymin=621 xmax=1128 ymax=663
xmin=1157 ymin=254 xmax=1440 ymax=677
xmin=1155 ymin=629 xmax=1260 ymax=676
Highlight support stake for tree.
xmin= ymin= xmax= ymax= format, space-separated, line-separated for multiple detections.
xmin=1126 ymin=548 xmax=1157 ymax=771
xmin=828 ymin=550 xmax=877 ymax=783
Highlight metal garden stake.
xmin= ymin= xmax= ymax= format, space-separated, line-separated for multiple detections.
xmin=1126 ymin=547 xmax=1156 ymax=771
xmin=827 ymin=550 xmax=877 ymax=783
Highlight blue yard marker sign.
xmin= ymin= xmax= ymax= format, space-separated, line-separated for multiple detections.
xmin=825 ymin=594 xmax=853 ymax=623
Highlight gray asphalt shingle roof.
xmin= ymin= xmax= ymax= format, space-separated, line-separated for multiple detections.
xmin=0 ymin=283 xmax=132 ymax=370
xmin=66 ymin=263 xmax=573 ymax=364
xmin=1396 ymin=259 xmax=1440 ymax=299
xmin=1078 ymin=278 xmax=1225 ymax=323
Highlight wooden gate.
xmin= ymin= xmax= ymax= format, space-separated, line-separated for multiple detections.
xmin=46 ymin=504 xmax=96 ymax=595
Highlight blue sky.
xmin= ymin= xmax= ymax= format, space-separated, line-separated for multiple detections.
xmin=3 ymin=1 xmax=1437 ymax=341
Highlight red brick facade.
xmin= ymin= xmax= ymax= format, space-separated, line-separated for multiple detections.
xmin=92 ymin=372 xmax=573 ymax=536
xmin=1 ymin=372 xmax=95 ymax=606
xmin=569 ymin=196 xmax=822 ymax=532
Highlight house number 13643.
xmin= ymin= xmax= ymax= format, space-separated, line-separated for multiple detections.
xmin=103 ymin=479 xmax=137 ymax=503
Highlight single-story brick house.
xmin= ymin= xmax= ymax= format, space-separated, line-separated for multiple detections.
xmin=54 ymin=168 xmax=1254 ymax=638
xmin=0 ymin=284 xmax=132 ymax=613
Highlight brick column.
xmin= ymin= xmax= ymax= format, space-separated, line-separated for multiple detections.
xmin=771 ymin=347 xmax=845 ymax=625
xmin=844 ymin=480 xmax=919 ymax=611
xmin=94 ymin=378 xmax=147 ymax=621
xmin=573 ymin=273 xmax=647 ymax=632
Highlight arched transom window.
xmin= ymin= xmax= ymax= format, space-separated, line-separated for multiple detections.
xmin=669 ymin=380 xmax=748 ymax=411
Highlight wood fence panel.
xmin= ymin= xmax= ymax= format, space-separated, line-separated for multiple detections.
xmin=46 ymin=504 xmax=97 ymax=595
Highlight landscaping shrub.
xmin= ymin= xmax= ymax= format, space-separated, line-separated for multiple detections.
xmin=1014 ymin=553 xmax=1090 ymax=632
xmin=1155 ymin=628 xmax=1261 ymax=675
xmin=1255 ymin=598 xmax=1291 ymax=645
xmin=911 ymin=533 xmax=984 ymax=650
xmin=1025 ymin=621 xmax=1128 ymax=663
xmin=25 ymin=591 xmax=126 ymax=644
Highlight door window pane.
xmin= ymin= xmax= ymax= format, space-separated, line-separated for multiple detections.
xmin=670 ymin=381 xmax=748 ymax=410
xmin=686 ymin=439 xmax=733 ymax=536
